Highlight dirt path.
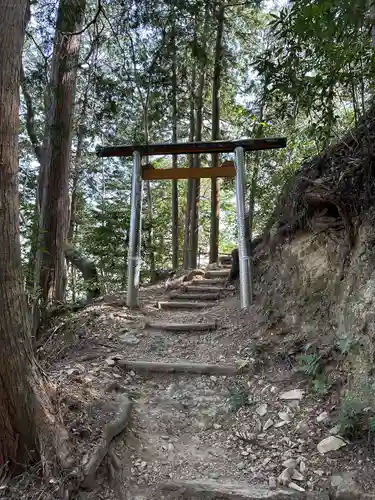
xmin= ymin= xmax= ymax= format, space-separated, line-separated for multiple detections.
xmin=30 ymin=259 xmax=375 ymax=500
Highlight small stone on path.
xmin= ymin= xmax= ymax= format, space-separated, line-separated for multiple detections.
xmin=120 ymin=333 xmax=140 ymax=345
xmin=278 ymin=411 xmax=292 ymax=422
xmin=292 ymin=470 xmax=304 ymax=481
xmin=255 ymin=403 xmax=268 ymax=417
xmin=279 ymin=389 xmax=304 ymax=401
xmin=282 ymin=459 xmax=297 ymax=469
xmin=278 ymin=468 xmax=293 ymax=486
xmin=316 ymin=411 xmax=329 ymax=423
xmin=288 ymin=482 xmax=305 ymax=492
xmin=317 ymin=435 xmax=346 ymax=454
xmin=105 ymin=357 xmax=116 ymax=366
xmin=269 ymin=477 xmax=277 ymax=490
xmin=263 ymin=419 xmax=274 ymax=431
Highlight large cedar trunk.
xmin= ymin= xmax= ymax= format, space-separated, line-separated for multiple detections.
xmin=0 ymin=0 xmax=70 ymax=471
xmin=209 ymin=3 xmax=225 ymax=264
xmin=35 ymin=0 xmax=86 ymax=307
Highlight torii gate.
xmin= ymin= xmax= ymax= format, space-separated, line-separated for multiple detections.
xmin=96 ymin=137 xmax=287 ymax=309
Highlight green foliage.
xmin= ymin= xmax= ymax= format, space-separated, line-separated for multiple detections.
xmin=338 ymin=376 xmax=375 ymax=438
xmin=227 ymin=384 xmax=251 ymax=412
xmin=335 ymin=333 xmax=360 ymax=355
xmin=296 ymin=349 xmax=332 ymax=396
xmin=19 ymin=0 xmax=375 ymax=300
xmin=312 ymin=375 xmax=332 ymax=396
xmin=297 ymin=353 xmax=322 ymax=377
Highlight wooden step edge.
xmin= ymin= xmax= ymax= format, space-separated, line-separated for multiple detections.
xmin=169 ymin=293 xmax=220 ymax=301
xmin=145 ymin=321 xmax=218 ymax=332
xmin=191 ymin=278 xmax=227 ymax=285
xmin=182 ymin=286 xmax=226 ymax=293
xmin=158 ymin=480 xmax=313 ymax=499
xmin=205 ymin=270 xmax=231 ymax=278
xmin=116 ymin=360 xmax=245 ymax=375
xmin=156 ymin=301 xmax=211 ymax=309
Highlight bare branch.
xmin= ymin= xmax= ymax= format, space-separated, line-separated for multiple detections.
xmin=25 ymin=30 xmax=49 ymax=62
xmin=61 ymin=0 xmax=102 ymax=36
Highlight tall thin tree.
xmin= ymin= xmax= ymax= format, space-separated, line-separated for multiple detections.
xmin=35 ymin=0 xmax=87 ymax=310
xmin=209 ymin=2 xmax=225 ymax=263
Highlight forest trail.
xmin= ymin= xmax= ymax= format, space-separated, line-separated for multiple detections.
xmin=33 ymin=258 xmax=375 ymax=500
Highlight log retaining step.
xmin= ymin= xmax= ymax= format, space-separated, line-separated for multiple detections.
xmin=183 ymin=285 xmax=226 ymax=293
xmin=170 ymin=293 xmax=220 ymax=301
xmin=158 ymin=480 xmax=327 ymax=499
xmin=117 ymin=360 xmax=244 ymax=375
xmin=156 ymin=301 xmax=211 ymax=310
xmin=145 ymin=321 xmax=217 ymax=332
xmin=191 ymin=278 xmax=227 ymax=285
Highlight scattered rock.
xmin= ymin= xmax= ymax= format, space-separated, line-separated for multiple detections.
xmin=274 ymin=421 xmax=288 ymax=428
xmin=292 ymin=470 xmax=304 ymax=481
xmin=279 ymin=389 xmax=304 ymax=401
xmin=262 ymin=457 xmax=272 ymax=467
xmin=278 ymin=411 xmax=292 ymax=422
xmin=255 ymin=403 xmax=268 ymax=417
xmin=269 ymin=476 xmax=277 ymax=490
xmin=263 ymin=419 xmax=274 ymax=431
xmin=314 ymin=470 xmax=325 ymax=477
xmin=300 ymin=461 xmax=307 ymax=474
xmin=120 ymin=333 xmax=140 ymax=345
xmin=105 ymin=357 xmax=116 ymax=366
xmin=295 ymin=421 xmax=309 ymax=435
xmin=317 ymin=411 xmax=329 ymax=423
xmin=237 ymin=462 xmax=246 ymax=470
xmin=317 ymin=436 xmax=346 ymax=454
xmin=331 ymin=470 xmax=360 ymax=498
xmin=278 ymin=468 xmax=293 ymax=486
xmin=282 ymin=459 xmax=297 ymax=469
xmin=288 ymin=482 xmax=305 ymax=492
xmin=329 ymin=424 xmax=341 ymax=434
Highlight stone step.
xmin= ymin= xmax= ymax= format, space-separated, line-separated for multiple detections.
xmin=145 ymin=321 xmax=217 ymax=332
xmin=156 ymin=301 xmax=211 ymax=310
xmin=170 ymin=293 xmax=220 ymax=301
xmin=116 ymin=360 xmax=243 ymax=375
xmin=205 ymin=269 xmax=231 ymax=278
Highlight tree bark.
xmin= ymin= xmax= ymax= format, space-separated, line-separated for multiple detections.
xmin=209 ymin=3 xmax=225 ymax=264
xmin=0 ymin=0 xmax=71 ymax=473
xmin=183 ymin=34 xmax=197 ymax=269
xmin=171 ymin=13 xmax=179 ymax=269
xmin=190 ymin=1 xmax=210 ymax=269
xmin=35 ymin=0 xmax=87 ymax=309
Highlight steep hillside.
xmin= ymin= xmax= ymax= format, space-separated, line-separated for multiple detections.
xmin=248 ymin=107 xmax=375 ymax=443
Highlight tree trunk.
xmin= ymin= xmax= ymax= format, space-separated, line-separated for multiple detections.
xmin=190 ymin=2 xmax=210 ymax=269
xmin=171 ymin=14 xmax=179 ymax=269
xmin=183 ymin=35 xmax=197 ymax=269
xmin=209 ymin=3 xmax=225 ymax=264
xmin=0 ymin=0 xmax=71 ymax=473
xmin=63 ymin=243 xmax=100 ymax=303
xmin=35 ymin=0 xmax=86 ymax=310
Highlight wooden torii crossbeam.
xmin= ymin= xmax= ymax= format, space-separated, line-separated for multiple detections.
xmin=96 ymin=138 xmax=287 ymax=181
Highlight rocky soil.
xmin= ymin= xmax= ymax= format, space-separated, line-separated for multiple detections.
xmin=8 ymin=253 xmax=375 ymax=500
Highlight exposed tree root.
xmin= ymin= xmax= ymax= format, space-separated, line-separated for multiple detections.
xmin=81 ymin=394 xmax=132 ymax=489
